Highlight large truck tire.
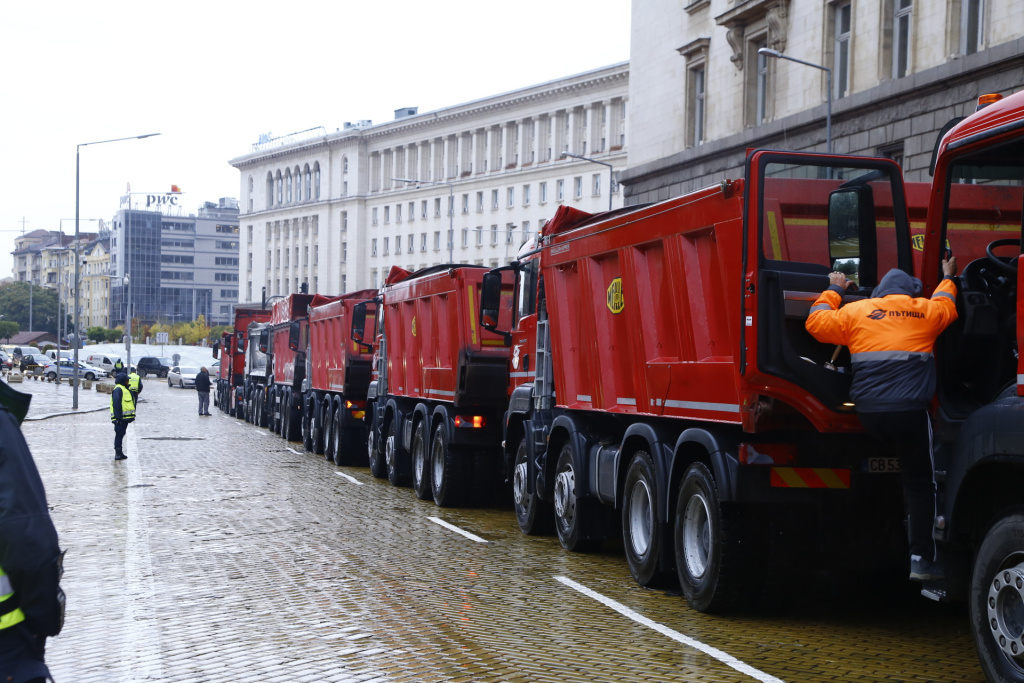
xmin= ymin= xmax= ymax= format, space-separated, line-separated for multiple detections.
xmin=282 ymin=393 xmax=293 ymax=440
xmin=311 ymin=398 xmax=326 ymax=456
xmin=513 ymin=438 xmax=553 ymax=535
xmin=324 ymin=402 xmax=337 ymax=462
xmin=674 ymin=462 xmax=763 ymax=612
xmin=970 ymin=510 xmax=1024 ymax=683
xmin=368 ymin=417 xmax=387 ymax=478
xmin=623 ymin=450 xmax=667 ymax=586
xmin=302 ymin=396 xmax=315 ymax=451
xmin=285 ymin=394 xmax=302 ymax=442
xmin=431 ymin=423 xmax=469 ymax=507
xmin=411 ymin=419 xmax=432 ymax=500
xmin=334 ymin=404 xmax=364 ymax=467
xmin=385 ymin=418 xmax=408 ymax=486
xmin=553 ymin=443 xmax=600 ymax=552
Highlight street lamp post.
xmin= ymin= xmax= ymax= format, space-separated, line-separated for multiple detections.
xmin=560 ymin=152 xmax=616 ymax=212
xmin=758 ymin=48 xmax=832 ymax=154
xmin=75 ymin=133 xmax=160 ymax=409
xmin=392 ymin=178 xmax=455 ymax=263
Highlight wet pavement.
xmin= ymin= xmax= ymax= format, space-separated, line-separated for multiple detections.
xmin=2 ymin=371 xmax=111 ymax=420
xmin=22 ymin=381 xmax=986 ymax=682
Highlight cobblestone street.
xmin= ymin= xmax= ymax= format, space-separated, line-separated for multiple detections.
xmin=20 ymin=379 xmax=986 ymax=682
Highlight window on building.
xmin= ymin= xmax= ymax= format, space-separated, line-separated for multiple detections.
xmin=523 ymin=185 xmax=531 ymax=206
xmin=893 ymin=0 xmax=912 ymax=78
xmin=314 ymin=163 xmax=321 ymax=200
xmin=407 ymin=234 xmax=414 ymax=252
xmin=574 ymin=177 xmax=583 ymax=199
xmin=506 ymin=223 xmax=515 ymax=243
xmin=834 ymin=2 xmax=852 ymax=98
xmin=507 ymin=187 xmax=514 ymax=208
xmin=521 ymin=221 xmax=530 ymax=244
xmin=372 ymin=207 xmax=378 ymax=226
xmin=371 ymin=239 xmax=377 ymax=256
xmin=408 ymin=202 xmax=415 ymax=221
xmin=556 ymin=179 xmax=565 ymax=201
xmin=961 ymin=0 xmax=983 ymax=54
xmin=491 ymin=189 xmax=499 ymax=210
xmin=756 ymin=40 xmax=770 ymax=125
xmin=490 ymin=225 xmax=498 ymax=245
xmin=395 ymin=235 xmax=401 ymax=255
xmin=462 ymin=228 xmax=469 ymax=247
xmin=433 ymin=231 xmax=441 ymax=250
xmin=383 ymin=237 xmax=390 ymax=255
xmin=592 ymin=174 xmax=601 ymax=196
xmin=384 ymin=206 xmax=390 ymax=224
xmin=690 ymin=66 xmax=706 ymax=145
xmin=476 ymin=227 xmax=483 ymax=246
xmin=540 ymin=182 xmax=548 ymax=203
xmin=878 ymin=143 xmax=905 ymax=171
xmin=396 ymin=204 xmax=402 ymax=222
xmin=462 ymin=193 xmax=469 ymax=213
xmin=434 ymin=198 xmax=441 ymax=217
xmin=476 ymin=191 xmax=484 ymax=212
xmin=341 ymin=211 xmax=348 ymax=231
xmin=276 ymin=172 xmax=283 ymax=204
xmin=421 ymin=200 xmax=428 ymax=219
xmin=286 ymin=172 xmax=293 ymax=203
xmin=421 ymin=233 xmax=427 ymax=252
xmin=342 ymin=242 xmax=347 ymax=262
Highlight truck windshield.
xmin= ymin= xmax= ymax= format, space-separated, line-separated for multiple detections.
xmin=944 ymin=136 xmax=1024 ymax=267
xmin=517 ymin=258 xmax=539 ymax=321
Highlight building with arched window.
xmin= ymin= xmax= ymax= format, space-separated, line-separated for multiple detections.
xmin=229 ymin=62 xmax=628 ymax=302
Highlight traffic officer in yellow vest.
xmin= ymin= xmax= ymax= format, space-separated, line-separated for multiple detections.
xmin=127 ymin=366 xmax=143 ymax=405
xmin=111 ymin=372 xmax=136 ymax=461
xmin=0 ymin=380 xmax=66 ymax=682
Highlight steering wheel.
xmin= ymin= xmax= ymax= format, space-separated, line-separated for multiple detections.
xmin=986 ymin=238 xmax=1021 ymax=276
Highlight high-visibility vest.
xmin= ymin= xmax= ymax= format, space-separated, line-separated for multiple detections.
xmin=110 ymin=386 xmax=137 ymax=423
xmin=0 ymin=566 xmax=26 ymax=630
xmin=128 ymin=373 xmax=141 ymax=392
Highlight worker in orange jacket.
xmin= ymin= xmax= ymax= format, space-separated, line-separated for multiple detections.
xmin=806 ymin=259 xmax=958 ymax=582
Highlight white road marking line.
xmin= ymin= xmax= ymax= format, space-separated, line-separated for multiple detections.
xmin=554 ymin=576 xmax=786 ymax=683
xmin=334 ymin=471 xmax=363 ymax=486
xmin=286 ymin=447 xmax=303 ymax=455
xmin=427 ymin=517 xmax=488 ymax=543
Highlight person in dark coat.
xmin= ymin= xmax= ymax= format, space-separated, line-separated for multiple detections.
xmin=111 ymin=372 xmax=136 ymax=461
xmin=195 ymin=367 xmax=212 ymax=416
xmin=0 ymin=380 xmax=66 ymax=683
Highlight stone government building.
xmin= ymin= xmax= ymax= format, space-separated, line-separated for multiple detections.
xmin=623 ymin=0 xmax=1024 ymax=202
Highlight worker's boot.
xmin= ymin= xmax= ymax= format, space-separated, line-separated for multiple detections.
xmin=114 ymin=448 xmax=127 ymax=461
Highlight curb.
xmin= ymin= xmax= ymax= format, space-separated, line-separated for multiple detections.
xmin=25 ymin=406 xmax=109 ymax=422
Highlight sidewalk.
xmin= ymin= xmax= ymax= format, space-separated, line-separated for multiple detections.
xmin=2 ymin=373 xmax=111 ymax=420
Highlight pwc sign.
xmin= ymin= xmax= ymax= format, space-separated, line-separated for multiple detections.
xmin=146 ymin=193 xmax=180 ymax=208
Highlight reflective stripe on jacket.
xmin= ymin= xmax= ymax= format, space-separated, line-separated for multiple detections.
xmin=128 ymin=373 xmax=141 ymax=392
xmin=0 ymin=566 xmax=26 ymax=630
xmin=110 ymin=386 xmax=137 ymax=423
xmin=805 ymin=277 xmax=958 ymax=412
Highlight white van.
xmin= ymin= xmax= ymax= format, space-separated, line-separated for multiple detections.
xmin=85 ymin=354 xmax=122 ymax=377
xmin=46 ymin=350 xmax=73 ymax=362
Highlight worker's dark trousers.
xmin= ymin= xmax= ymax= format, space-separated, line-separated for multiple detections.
xmin=858 ymin=409 xmax=938 ymax=562
xmin=113 ymin=420 xmax=129 ymax=453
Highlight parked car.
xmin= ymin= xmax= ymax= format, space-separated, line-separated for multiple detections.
xmin=10 ymin=346 xmax=38 ymax=360
xmin=0 ymin=350 xmax=12 ymax=371
xmin=167 ymin=365 xmax=200 ymax=388
xmin=136 ymin=356 xmax=172 ymax=378
xmin=18 ymin=353 xmax=49 ymax=373
xmin=46 ymin=350 xmax=74 ymax=362
xmin=85 ymin=354 xmax=122 ymax=376
xmin=42 ymin=359 xmax=105 ymax=382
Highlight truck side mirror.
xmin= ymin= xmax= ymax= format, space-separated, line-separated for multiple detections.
xmin=258 ymin=328 xmax=270 ymax=354
xmin=828 ymin=185 xmax=877 ymax=287
xmin=351 ymin=302 xmax=367 ymax=343
xmin=288 ymin=320 xmax=301 ymax=352
xmin=236 ymin=332 xmax=246 ymax=353
xmin=480 ymin=271 xmax=503 ymax=332
xmin=212 ymin=340 xmax=220 ymax=359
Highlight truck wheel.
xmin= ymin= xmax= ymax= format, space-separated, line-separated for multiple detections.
xmin=553 ymin=443 xmax=599 ymax=552
xmin=970 ymin=510 xmax=1024 ymax=682
xmin=311 ymin=399 xmax=326 ymax=456
xmin=282 ymin=393 xmax=293 ymax=440
xmin=623 ymin=450 xmax=665 ymax=586
xmin=287 ymin=394 xmax=302 ymax=442
xmin=368 ymin=416 xmax=387 ymax=478
xmin=324 ymin=402 xmax=337 ymax=462
xmin=411 ymin=419 xmax=432 ymax=501
xmin=302 ymin=396 xmax=315 ymax=452
xmin=431 ymin=423 xmax=469 ymax=507
xmin=385 ymin=419 xmax=407 ymax=486
xmin=674 ymin=462 xmax=760 ymax=612
xmin=513 ymin=438 xmax=553 ymax=535
xmin=334 ymin=403 xmax=361 ymax=466
xmin=257 ymin=392 xmax=267 ymax=428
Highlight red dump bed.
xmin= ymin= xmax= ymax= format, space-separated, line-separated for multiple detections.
xmin=269 ymin=293 xmax=316 ymax=385
xmin=382 ymin=266 xmax=515 ymax=407
xmin=309 ymin=289 xmax=377 ymax=394
xmin=222 ymin=307 xmax=272 ymax=384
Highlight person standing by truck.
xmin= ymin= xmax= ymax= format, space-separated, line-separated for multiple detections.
xmin=805 ymin=260 xmax=958 ymax=581
xmin=194 ymin=367 xmax=212 ymax=416
xmin=110 ymin=372 xmax=136 ymax=461
xmin=0 ymin=380 xmax=66 ymax=683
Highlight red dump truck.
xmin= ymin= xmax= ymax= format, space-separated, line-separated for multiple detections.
xmin=353 ymin=265 xmax=515 ymax=506
xmin=213 ymin=307 xmax=272 ymax=418
xmin=300 ymin=290 xmax=378 ymax=465
xmin=256 ymin=292 xmax=316 ymax=440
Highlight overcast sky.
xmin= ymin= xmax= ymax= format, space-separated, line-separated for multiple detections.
xmin=0 ymin=1 xmax=630 ymax=278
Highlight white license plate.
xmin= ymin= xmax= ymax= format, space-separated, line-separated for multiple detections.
xmin=867 ymin=457 xmax=901 ymax=473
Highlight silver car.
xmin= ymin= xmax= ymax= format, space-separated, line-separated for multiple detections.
xmin=167 ymin=365 xmax=200 ymax=389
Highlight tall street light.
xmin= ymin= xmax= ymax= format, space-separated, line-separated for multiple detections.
xmin=560 ymin=152 xmax=615 ymax=211
xmin=392 ymin=178 xmax=455 ymax=263
xmin=758 ymin=48 xmax=832 ymax=154
xmin=75 ymin=133 xmax=160 ymax=409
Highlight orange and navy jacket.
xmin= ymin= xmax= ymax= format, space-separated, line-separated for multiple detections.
xmin=805 ymin=269 xmax=958 ymax=412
